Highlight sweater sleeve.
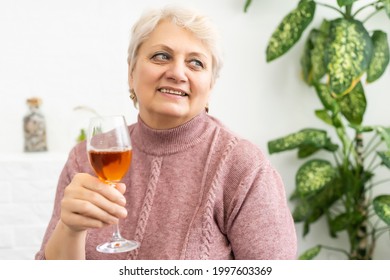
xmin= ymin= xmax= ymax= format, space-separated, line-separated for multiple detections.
xmin=224 ymin=140 xmax=297 ymax=260
xmin=34 ymin=144 xmax=84 ymax=260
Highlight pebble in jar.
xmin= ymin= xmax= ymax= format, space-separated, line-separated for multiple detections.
xmin=23 ymin=97 xmax=47 ymax=152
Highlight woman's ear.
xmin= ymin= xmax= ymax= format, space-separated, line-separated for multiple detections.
xmin=128 ymin=65 xmax=134 ymax=88
xmin=209 ymin=77 xmax=215 ymax=90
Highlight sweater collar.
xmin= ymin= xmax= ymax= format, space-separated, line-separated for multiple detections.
xmin=131 ymin=111 xmax=212 ymax=156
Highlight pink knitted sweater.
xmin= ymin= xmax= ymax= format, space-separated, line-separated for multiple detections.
xmin=35 ymin=112 xmax=297 ymax=260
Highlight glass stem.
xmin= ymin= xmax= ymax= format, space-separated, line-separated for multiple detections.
xmin=106 ymin=181 xmax=125 ymax=242
xmin=112 ymin=223 xmax=124 ymax=241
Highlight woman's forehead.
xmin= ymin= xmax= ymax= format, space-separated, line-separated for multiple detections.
xmin=141 ymin=20 xmax=211 ymax=55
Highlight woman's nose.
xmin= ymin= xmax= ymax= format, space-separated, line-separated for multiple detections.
xmin=165 ymin=60 xmax=188 ymax=83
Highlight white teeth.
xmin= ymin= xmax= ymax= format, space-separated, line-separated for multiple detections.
xmin=160 ymin=88 xmax=187 ymax=96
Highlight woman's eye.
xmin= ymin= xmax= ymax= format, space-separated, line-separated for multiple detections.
xmin=189 ymin=59 xmax=204 ymax=69
xmin=151 ymin=53 xmax=170 ymax=61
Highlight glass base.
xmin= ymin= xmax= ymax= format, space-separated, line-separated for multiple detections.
xmin=96 ymin=239 xmax=139 ymax=253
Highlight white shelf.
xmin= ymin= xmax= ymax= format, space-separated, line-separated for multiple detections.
xmin=0 ymin=152 xmax=68 ymax=162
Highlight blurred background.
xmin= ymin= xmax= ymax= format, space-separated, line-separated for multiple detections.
xmin=0 ymin=0 xmax=389 ymax=259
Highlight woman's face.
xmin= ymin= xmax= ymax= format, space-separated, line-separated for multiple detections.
xmin=129 ymin=20 xmax=213 ymax=129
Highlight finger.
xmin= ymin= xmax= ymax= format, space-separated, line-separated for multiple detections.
xmin=73 ymin=173 xmax=126 ymax=206
xmin=62 ymin=197 xmax=123 ymax=225
xmin=115 ymin=183 xmax=126 ymax=195
xmin=75 ymin=188 xmax=128 ymax=219
xmin=61 ymin=211 xmax=112 ymax=231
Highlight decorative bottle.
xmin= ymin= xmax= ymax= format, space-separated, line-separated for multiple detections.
xmin=23 ymin=97 xmax=47 ymax=152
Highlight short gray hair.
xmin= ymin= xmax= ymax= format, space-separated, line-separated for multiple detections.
xmin=127 ymin=5 xmax=223 ymax=86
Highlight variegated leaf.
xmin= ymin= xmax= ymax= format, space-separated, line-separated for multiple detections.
xmin=292 ymin=202 xmax=310 ymax=222
xmin=301 ymin=30 xmax=315 ymax=84
xmin=266 ymin=0 xmax=315 ymax=62
xmin=373 ymin=195 xmax=390 ymax=225
xmin=349 ymin=124 xmax=374 ymax=133
xmin=297 ymin=137 xmax=338 ymax=158
xmin=293 ymin=175 xmax=343 ymax=235
xmin=301 ymin=27 xmax=328 ymax=85
xmin=337 ymin=0 xmax=356 ymax=7
xmin=330 ymin=212 xmax=364 ymax=233
xmin=310 ymin=29 xmax=328 ymax=83
xmin=378 ymin=151 xmax=390 ymax=168
xmin=367 ymin=31 xmax=389 ymax=83
xmin=330 ymin=213 xmax=349 ymax=232
xmin=314 ymin=83 xmax=338 ymax=111
xmin=298 ymin=245 xmax=322 ymax=260
xmin=268 ymin=129 xmax=327 ymax=154
xmin=382 ymin=0 xmax=390 ymax=18
xmin=298 ymin=145 xmax=320 ymax=158
xmin=243 ymin=0 xmax=252 ymax=12
xmin=324 ymin=138 xmax=339 ymax=152
xmin=315 ymin=109 xmax=333 ymax=125
xmin=338 ymin=82 xmax=366 ymax=125
xmin=296 ymin=159 xmax=337 ymax=197
xmin=325 ymin=19 xmax=373 ymax=96
xmin=374 ymin=126 xmax=390 ymax=149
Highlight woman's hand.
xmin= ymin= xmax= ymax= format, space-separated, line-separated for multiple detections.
xmin=44 ymin=172 xmax=128 ymax=259
xmin=60 ymin=173 xmax=128 ymax=233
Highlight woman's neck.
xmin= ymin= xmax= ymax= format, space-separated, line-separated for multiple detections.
xmin=131 ymin=111 xmax=211 ymax=156
xmin=138 ymin=109 xmax=205 ymax=130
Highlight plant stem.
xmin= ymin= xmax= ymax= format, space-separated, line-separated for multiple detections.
xmin=73 ymin=106 xmax=100 ymax=117
xmin=363 ymin=6 xmax=384 ymax=23
xmin=332 ymin=151 xmax=341 ymax=168
xmin=368 ymin=178 xmax=390 ymax=191
xmin=375 ymin=227 xmax=390 ymax=239
xmin=363 ymin=133 xmax=379 ymax=155
xmin=370 ymin=162 xmax=382 ymax=172
xmin=368 ymin=211 xmax=377 ymax=219
xmin=366 ymin=157 xmax=379 ymax=173
xmin=363 ymin=139 xmax=382 ymax=160
xmin=320 ymin=245 xmax=350 ymax=258
xmin=368 ymin=226 xmax=376 ymax=258
xmin=335 ymin=123 xmax=355 ymax=168
xmin=353 ymin=1 xmax=379 ymax=17
xmin=376 ymin=226 xmax=390 ymax=233
xmin=355 ymin=132 xmax=364 ymax=170
xmin=363 ymin=140 xmax=382 ymax=170
xmin=316 ymin=2 xmax=345 ymax=16
xmin=345 ymin=4 xmax=353 ymax=19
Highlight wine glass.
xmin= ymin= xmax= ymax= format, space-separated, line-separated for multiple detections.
xmin=86 ymin=115 xmax=139 ymax=253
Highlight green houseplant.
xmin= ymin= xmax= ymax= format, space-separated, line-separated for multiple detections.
xmin=245 ymin=0 xmax=390 ymax=259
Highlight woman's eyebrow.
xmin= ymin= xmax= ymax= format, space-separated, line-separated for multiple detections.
xmin=150 ymin=44 xmax=210 ymax=60
xmin=188 ymin=52 xmax=209 ymax=61
xmin=150 ymin=44 xmax=173 ymax=52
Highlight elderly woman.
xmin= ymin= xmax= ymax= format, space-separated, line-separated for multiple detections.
xmin=36 ymin=5 xmax=297 ymax=260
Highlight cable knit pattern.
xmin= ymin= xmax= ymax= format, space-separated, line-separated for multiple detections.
xmin=200 ymin=135 xmax=238 ymax=260
xmin=127 ymin=157 xmax=162 ymax=260
xmin=35 ymin=111 xmax=297 ymax=260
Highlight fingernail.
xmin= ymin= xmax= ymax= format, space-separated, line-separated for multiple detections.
xmin=120 ymin=208 xmax=128 ymax=218
xmin=119 ymin=196 xmax=126 ymax=205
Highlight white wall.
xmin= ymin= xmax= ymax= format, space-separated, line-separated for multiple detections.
xmin=0 ymin=0 xmax=389 ymax=259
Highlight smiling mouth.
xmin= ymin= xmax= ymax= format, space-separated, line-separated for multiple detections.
xmin=158 ymin=88 xmax=188 ymax=97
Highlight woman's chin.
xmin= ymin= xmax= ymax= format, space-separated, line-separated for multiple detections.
xmin=154 ymin=104 xmax=189 ymax=119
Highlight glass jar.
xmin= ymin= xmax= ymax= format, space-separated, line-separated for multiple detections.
xmin=23 ymin=97 xmax=47 ymax=152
